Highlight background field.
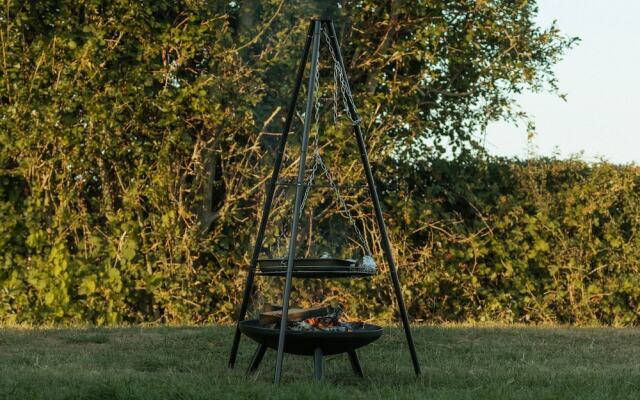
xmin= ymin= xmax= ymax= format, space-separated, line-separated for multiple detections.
xmin=1 ymin=324 xmax=639 ymax=400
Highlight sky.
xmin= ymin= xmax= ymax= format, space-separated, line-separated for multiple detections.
xmin=484 ymin=0 xmax=640 ymax=164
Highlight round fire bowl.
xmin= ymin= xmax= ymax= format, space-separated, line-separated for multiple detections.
xmin=239 ymin=319 xmax=383 ymax=356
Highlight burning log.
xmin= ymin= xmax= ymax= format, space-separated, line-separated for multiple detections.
xmin=263 ymin=303 xmax=282 ymax=312
xmin=258 ymin=304 xmax=364 ymax=333
xmin=259 ymin=306 xmax=331 ymax=326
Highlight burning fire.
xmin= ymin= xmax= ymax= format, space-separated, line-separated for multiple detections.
xmin=305 ymin=316 xmax=347 ymax=330
xmin=288 ymin=306 xmax=362 ymax=332
xmin=260 ymin=303 xmax=364 ymax=332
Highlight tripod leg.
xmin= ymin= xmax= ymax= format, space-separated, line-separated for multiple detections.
xmin=348 ymin=350 xmax=364 ymax=378
xmin=227 ymin=21 xmax=315 ymax=369
xmin=246 ymin=344 xmax=267 ymax=374
xmin=324 ymin=20 xmax=422 ymax=376
xmin=274 ymin=20 xmax=323 ymax=385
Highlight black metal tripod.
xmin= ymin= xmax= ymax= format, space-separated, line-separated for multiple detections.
xmin=227 ymin=19 xmax=421 ymax=384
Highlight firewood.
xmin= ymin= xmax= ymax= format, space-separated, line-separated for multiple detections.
xmin=263 ymin=303 xmax=283 ymax=312
xmin=259 ymin=306 xmax=330 ymax=325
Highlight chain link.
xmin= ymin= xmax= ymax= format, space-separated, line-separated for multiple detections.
xmin=332 ymin=51 xmax=339 ymax=124
xmin=323 ymin=29 xmax=362 ymax=127
xmin=315 ymin=149 xmax=371 ymax=255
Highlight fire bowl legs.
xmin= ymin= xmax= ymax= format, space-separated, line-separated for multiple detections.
xmin=244 ymin=344 xmax=366 ymax=381
xmin=314 ymin=348 xmax=324 ymax=381
xmin=313 ymin=349 xmax=364 ymax=381
xmin=247 ymin=344 xmax=268 ymax=374
xmin=348 ymin=350 xmax=364 ymax=378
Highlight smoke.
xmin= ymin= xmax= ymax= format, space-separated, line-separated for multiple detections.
xmin=296 ymin=0 xmax=343 ymax=20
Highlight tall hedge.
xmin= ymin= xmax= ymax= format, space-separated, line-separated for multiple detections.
xmin=3 ymin=1 xmax=622 ymax=326
xmin=385 ymin=157 xmax=640 ymax=326
xmin=0 ymin=0 xmax=263 ymax=324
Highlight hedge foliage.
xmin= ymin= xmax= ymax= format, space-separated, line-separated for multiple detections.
xmin=4 ymin=143 xmax=640 ymax=326
xmin=6 ymin=1 xmax=631 ymax=327
xmin=386 ymin=157 xmax=640 ymax=326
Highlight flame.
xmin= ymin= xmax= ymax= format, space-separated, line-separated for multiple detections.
xmin=282 ymin=303 xmax=357 ymax=332
xmin=302 ymin=316 xmax=352 ymax=332
xmin=306 ymin=317 xmax=335 ymax=328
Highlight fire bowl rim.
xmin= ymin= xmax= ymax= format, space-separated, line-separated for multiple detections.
xmin=239 ymin=319 xmax=383 ymax=356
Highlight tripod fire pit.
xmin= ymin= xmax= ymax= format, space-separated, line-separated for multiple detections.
xmin=239 ymin=304 xmax=383 ymax=380
xmin=227 ymin=19 xmax=421 ymax=383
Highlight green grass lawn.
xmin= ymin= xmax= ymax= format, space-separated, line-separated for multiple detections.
xmin=1 ymin=324 xmax=639 ymax=399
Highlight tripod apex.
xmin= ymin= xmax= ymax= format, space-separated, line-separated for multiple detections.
xmin=298 ymin=0 xmax=343 ymax=20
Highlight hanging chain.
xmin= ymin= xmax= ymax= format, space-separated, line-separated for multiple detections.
xmin=323 ymin=29 xmax=362 ymax=127
xmin=275 ymin=194 xmax=288 ymax=255
xmin=322 ymin=28 xmax=370 ymax=255
xmin=332 ymin=50 xmax=339 ymax=124
xmin=280 ymin=26 xmax=371 ymax=258
xmin=316 ymin=150 xmax=371 ymax=255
